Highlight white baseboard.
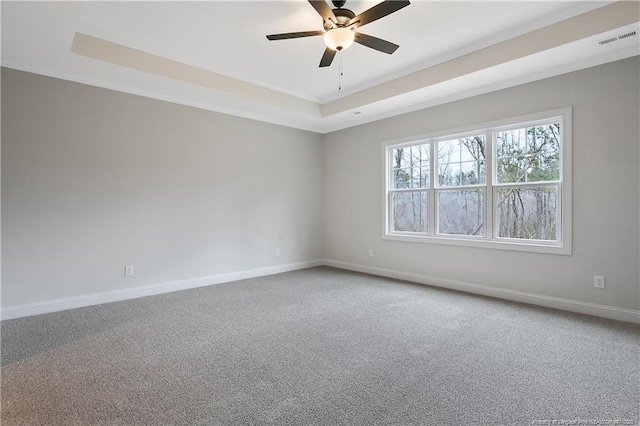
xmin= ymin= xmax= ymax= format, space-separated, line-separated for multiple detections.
xmin=3 ymin=259 xmax=638 ymax=324
xmin=323 ymin=259 xmax=640 ymax=324
xmin=0 ymin=260 xmax=323 ymax=321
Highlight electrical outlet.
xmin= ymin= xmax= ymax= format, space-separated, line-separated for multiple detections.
xmin=124 ymin=265 xmax=134 ymax=277
xmin=368 ymin=249 xmax=374 ymax=257
xmin=275 ymin=248 xmax=280 ymax=257
xmin=593 ymin=275 xmax=605 ymax=288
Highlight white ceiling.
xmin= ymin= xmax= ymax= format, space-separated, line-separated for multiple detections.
xmin=2 ymin=1 xmax=639 ymax=133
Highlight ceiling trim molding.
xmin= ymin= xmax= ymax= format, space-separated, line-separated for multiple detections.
xmin=0 ymin=62 xmax=325 ymax=133
xmin=68 ymin=2 xmax=638 ymax=123
xmin=319 ymin=45 xmax=640 ymax=134
xmin=71 ymin=32 xmax=322 ymax=117
xmin=318 ymin=1 xmax=615 ymax=104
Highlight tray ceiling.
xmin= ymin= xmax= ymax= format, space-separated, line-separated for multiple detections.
xmin=2 ymin=1 xmax=638 ymax=133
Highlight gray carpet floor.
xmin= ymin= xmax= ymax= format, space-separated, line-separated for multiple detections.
xmin=1 ymin=266 xmax=639 ymax=425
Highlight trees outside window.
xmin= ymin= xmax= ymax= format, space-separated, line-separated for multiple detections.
xmin=436 ymin=135 xmax=486 ymax=236
xmin=384 ymin=109 xmax=571 ymax=254
xmin=495 ymin=124 xmax=560 ymax=241
xmin=391 ymin=144 xmax=429 ymax=232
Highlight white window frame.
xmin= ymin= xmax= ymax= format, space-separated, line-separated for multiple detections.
xmin=382 ymin=107 xmax=572 ymax=255
xmin=433 ymin=131 xmax=489 ymax=239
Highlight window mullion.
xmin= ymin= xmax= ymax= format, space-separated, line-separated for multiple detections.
xmin=386 ymin=149 xmax=392 ymax=234
xmin=556 ymin=185 xmax=562 ymax=242
xmin=390 ymin=188 xmax=429 ymax=193
xmin=494 ymin=181 xmax=562 ymax=189
xmin=485 ymin=130 xmax=494 ymax=239
xmin=429 ymin=140 xmax=436 ymax=235
xmin=387 ymin=191 xmax=392 ymax=234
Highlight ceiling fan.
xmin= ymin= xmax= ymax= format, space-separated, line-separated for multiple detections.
xmin=266 ymin=0 xmax=410 ymax=68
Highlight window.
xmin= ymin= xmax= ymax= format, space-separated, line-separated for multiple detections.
xmin=384 ymin=108 xmax=571 ymax=254
xmin=391 ymin=144 xmax=429 ymax=233
xmin=436 ymin=135 xmax=486 ymax=237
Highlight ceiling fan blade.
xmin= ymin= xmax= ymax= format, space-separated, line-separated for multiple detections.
xmin=354 ymin=32 xmax=399 ymax=54
xmin=308 ymin=0 xmax=337 ymax=26
xmin=266 ymin=30 xmax=325 ymax=40
xmin=319 ymin=47 xmax=336 ymax=67
xmin=349 ymin=0 xmax=410 ymax=29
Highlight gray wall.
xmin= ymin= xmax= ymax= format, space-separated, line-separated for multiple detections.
xmin=1 ymin=68 xmax=324 ymax=307
xmin=323 ymin=57 xmax=640 ymax=311
xmin=2 ymin=57 xmax=639 ymax=313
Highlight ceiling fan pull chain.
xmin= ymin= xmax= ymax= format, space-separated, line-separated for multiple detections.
xmin=338 ymin=51 xmax=343 ymax=90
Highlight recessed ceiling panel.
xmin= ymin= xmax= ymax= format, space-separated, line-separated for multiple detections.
xmin=1 ymin=0 xmax=637 ymax=133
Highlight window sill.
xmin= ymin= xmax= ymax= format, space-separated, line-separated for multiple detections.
xmin=382 ymin=232 xmax=571 ymax=255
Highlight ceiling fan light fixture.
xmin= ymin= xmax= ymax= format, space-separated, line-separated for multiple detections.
xmin=324 ymin=27 xmax=355 ymax=51
xmin=266 ymin=0 xmax=411 ymax=67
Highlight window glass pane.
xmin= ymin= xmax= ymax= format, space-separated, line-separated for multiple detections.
xmin=496 ymin=186 xmax=558 ymax=240
xmin=392 ymin=144 xmax=430 ymax=189
xmin=392 ymin=191 xmax=428 ymax=233
xmin=460 ymin=161 xmax=485 ymax=185
xmin=438 ymin=162 xmax=460 ymax=187
xmin=411 ymin=166 xmax=429 ymax=188
xmin=439 ymin=140 xmax=460 ymax=163
xmin=437 ymin=189 xmax=484 ymax=236
xmin=496 ymin=127 xmax=525 ymax=157
xmin=392 ymin=147 xmax=412 ymax=170
xmin=417 ymin=145 xmax=430 ymax=166
xmin=393 ymin=145 xmax=429 ymax=169
xmin=496 ymin=124 xmax=560 ymax=183
xmin=393 ymin=168 xmax=411 ymax=189
xmin=410 ymin=145 xmax=429 ymax=168
xmin=438 ymin=136 xmax=486 ymax=187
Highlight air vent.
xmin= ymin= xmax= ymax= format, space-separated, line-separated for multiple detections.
xmin=598 ymin=36 xmax=618 ymax=45
xmin=617 ymin=30 xmax=637 ymax=40
xmin=597 ymin=29 xmax=638 ymax=45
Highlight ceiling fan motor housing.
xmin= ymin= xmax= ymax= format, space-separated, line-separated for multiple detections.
xmin=324 ymin=8 xmax=356 ymax=30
